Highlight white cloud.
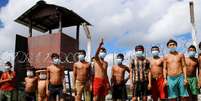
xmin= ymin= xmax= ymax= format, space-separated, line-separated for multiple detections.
xmin=0 ymin=0 xmax=201 ymax=75
xmin=0 ymin=0 xmax=200 ymax=52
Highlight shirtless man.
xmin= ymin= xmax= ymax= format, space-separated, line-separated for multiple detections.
xmin=130 ymin=45 xmax=151 ymax=101
xmin=164 ymin=39 xmax=188 ymax=101
xmin=149 ymin=46 xmax=167 ymax=101
xmin=93 ymin=39 xmax=110 ymax=101
xmin=25 ymin=68 xmax=37 ymax=101
xmin=36 ymin=70 xmax=48 ymax=101
xmin=111 ymin=53 xmax=130 ymax=101
xmin=73 ymin=50 xmax=91 ymax=101
xmin=46 ymin=53 xmax=66 ymax=101
xmin=0 ymin=61 xmax=16 ymax=101
xmin=185 ymin=45 xmax=200 ymax=101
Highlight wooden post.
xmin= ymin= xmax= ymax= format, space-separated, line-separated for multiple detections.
xmin=59 ymin=14 xmax=62 ymax=33
xmin=49 ymin=29 xmax=52 ymax=34
xmin=29 ymin=20 xmax=32 ymax=37
xmin=76 ymin=25 xmax=80 ymax=49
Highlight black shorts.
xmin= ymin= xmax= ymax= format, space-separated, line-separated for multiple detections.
xmin=132 ymin=80 xmax=148 ymax=97
xmin=112 ymin=84 xmax=127 ymax=100
xmin=25 ymin=92 xmax=36 ymax=101
xmin=48 ymin=84 xmax=63 ymax=100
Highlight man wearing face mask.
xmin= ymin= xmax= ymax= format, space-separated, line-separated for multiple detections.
xmin=185 ymin=45 xmax=200 ymax=101
xmin=130 ymin=45 xmax=150 ymax=101
xmin=111 ymin=53 xmax=129 ymax=101
xmin=46 ymin=53 xmax=66 ymax=101
xmin=36 ymin=70 xmax=48 ymax=101
xmin=93 ymin=39 xmax=110 ymax=101
xmin=149 ymin=46 xmax=167 ymax=101
xmin=25 ymin=68 xmax=37 ymax=101
xmin=164 ymin=39 xmax=188 ymax=101
xmin=73 ymin=50 xmax=91 ymax=101
xmin=0 ymin=61 xmax=16 ymax=101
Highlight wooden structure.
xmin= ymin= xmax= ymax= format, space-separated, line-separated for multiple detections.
xmin=14 ymin=1 xmax=91 ymax=99
xmin=14 ymin=0 xmax=90 ymax=70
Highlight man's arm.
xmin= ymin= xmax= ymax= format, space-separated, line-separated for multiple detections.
xmin=181 ymin=54 xmax=187 ymax=81
xmin=0 ymin=79 xmax=11 ymax=84
xmin=73 ymin=63 xmax=77 ymax=91
xmin=62 ymin=67 xmax=67 ymax=93
xmin=95 ymin=38 xmax=104 ymax=59
xmin=105 ymin=62 xmax=110 ymax=84
xmin=87 ymin=63 xmax=91 ymax=82
xmin=198 ymin=55 xmax=201 ymax=86
xmin=163 ymin=56 xmax=168 ymax=80
xmin=0 ymin=73 xmax=14 ymax=84
xmin=148 ymin=62 xmax=151 ymax=87
xmin=46 ymin=67 xmax=50 ymax=95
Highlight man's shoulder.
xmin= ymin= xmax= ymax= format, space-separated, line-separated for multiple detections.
xmin=46 ymin=65 xmax=52 ymax=69
xmin=178 ymin=52 xmax=184 ymax=56
xmin=198 ymin=53 xmax=201 ymax=57
xmin=103 ymin=60 xmax=108 ymax=65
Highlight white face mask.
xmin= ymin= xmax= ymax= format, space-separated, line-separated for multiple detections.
xmin=4 ymin=66 xmax=10 ymax=71
xmin=27 ymin=71 xmax=34 ymax=77
xmin=152 ymin=51 xmax=159 ymax=57
xmin=135 ymin=51 xmax=144 ymax=57
xmin=39 ymin=74 xmax=47 ymax=80
xmin=53 ymin=58 xmax=61 ymax=65
xmin=78 ymin=54 xmax=85 ymax=61
xmin=116 ymin=58 xmax=123 ymax=65
xmin=99 ymin=52 xmax=106 ymax=59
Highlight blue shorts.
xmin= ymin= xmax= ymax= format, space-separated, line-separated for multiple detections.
xmin=167 ymin=74 xmax=189 ymax=99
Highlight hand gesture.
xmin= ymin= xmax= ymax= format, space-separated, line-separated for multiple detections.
xmin=164 ymin=79 xmax=168 ymax=86
xmin=184 ymin=79 xmax=188 ymax=86
xmin=100 ymin=38 xmax=104 ymax=46
xmin=148 ymin=83 xmax=151 ymax=90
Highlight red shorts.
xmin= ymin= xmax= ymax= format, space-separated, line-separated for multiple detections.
xmin=151 ymin=75 xmax=167 ymax=100
xmin=93 ymin=77 xmax=110 ymax=96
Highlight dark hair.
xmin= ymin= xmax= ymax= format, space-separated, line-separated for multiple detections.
xmin=151 ymin=46 xmax=159 ymax=51
xmin=5 ymin=61 xmax=12 ymax=67
xmin=77 ymin=50 xmax=86 ymax=56
xmin=188 ymin=45 xmax=196 ymax=51
xmin=167 ymin=39 xmax=177 ymax=46
xmin=91 ymin=57 xmax=95 ymax=61
xmin=117 ymin=53 xmax=124 ymax=60
xmin=199 ymin=42 xmax=201 ymax=49
xmin=100 ymin=47 xmax=106 ymax=52
xmin=51 ymin=53 xmax=59 ymax=59
xmin=135 ymin=45 xmax=144 ymax=51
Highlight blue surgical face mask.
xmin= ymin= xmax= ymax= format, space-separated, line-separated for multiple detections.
xmin=169 ymin=47 xmax=177 ymax=52
xmin=53 ymin=58 xmax=61 ymax=65
xmin=4 ymin=66 xmax=11 ymax=71
xmin=99 ymin=52 xmax=106 ymax=59
xmin=78 ymin=54 xmax=85 ymax=61
xmin=27 ymin=71 xmax=34 ymax=77
xmin=188 ymin=51 xmax=196 ymax=57
xmin=152 ymin=51 xmax=159 ymax=57
xmin=116 ymin=58 xmax=123 ymax=65
xmin=39 ymin=74 xmax=47 ymax=80
xmin=135 ymin=51 xmax=144 ymax=57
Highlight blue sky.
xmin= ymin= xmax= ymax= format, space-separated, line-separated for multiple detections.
xmin=0 ymin=0 xmax=8 ymax=7
xmin=0 ymin=0 xmax=8 ymax=28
